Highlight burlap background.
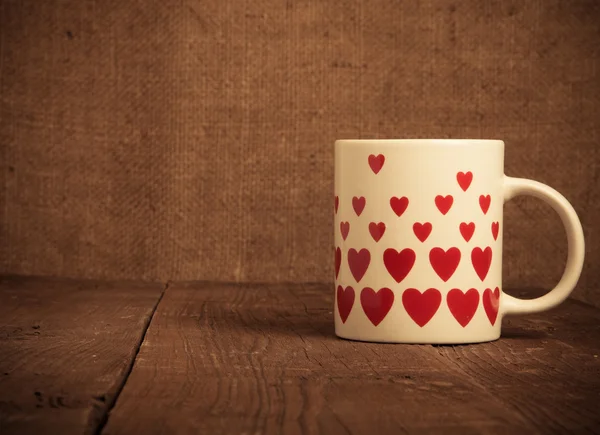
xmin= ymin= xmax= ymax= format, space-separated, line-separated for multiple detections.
xmin=1 ymin=0 xmax=599 ymax=304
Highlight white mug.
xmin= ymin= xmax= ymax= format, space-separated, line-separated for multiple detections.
xmin=333 ymin=139 xmax=584 ymax=344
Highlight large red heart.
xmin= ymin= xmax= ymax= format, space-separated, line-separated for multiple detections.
xmin=457 ymin=171 xmax=473 ymax=191
xmin=335 ymin=196 xmax=339 ymax=214
xmin=390 ymin=196 xmax=409 ymax=217
xmin=368 ymin=154 xmax=385 ymax=174
xmin=483 ymin=287 xmax=500 ymax=326
xmin=352 ymin=196 xmax=366 ymax=216
xmin=337 ymin=285 xmax=355 ymax=323
xmin=348 ymin=248 xmax=370 ymax=282
xmin=447 ymin=288 xmax=480 ymax=327
xmin=459 ymin=222 xmax=475 ymax=242
xmin=471 ymin=246 xmax=492 ymax=281
xmin=413 ymin=222 xmax=432 ymax=242
xmin=369 ymin=222 xmax=386 ymax=242
xmin=491 ymin=222 xmax=499 ymax=241
xmin=360 ymin=287 xmax=394 ymax=326
xmin=435 ymin=195 xmax=453 ymax=215
xmin=479 ymin=195 xmax=491 ymax=214
xmin=429 ymin=247 xmax=461 ymax=282
xmin=402 ymin=288 xmax=441 ymax=327
xmin=340 ymin=222 xmax=350 ymax=240
xmin=335 ymin=247 xmax=341 ymax=279
xmin=383 ymin=248 xmax=416 ymax=283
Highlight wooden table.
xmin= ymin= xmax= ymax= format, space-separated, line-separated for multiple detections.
xmin=1 ymin=276 xmax=599 ymax=434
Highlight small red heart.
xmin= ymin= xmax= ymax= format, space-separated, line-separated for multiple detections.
xmin=368 ymin=222 xmax=386 ymax=242
xmin=429 ymin=247 xmax=461 ymax=282
xmin=368 ymin=154 xmax=385 ymax=174
xmin=348 ymin=248 xmax=371 ymax=283
xmin=335 ymin=196 xmax=339 ymax=214
xmin=413 ymin=222 xmax=432 ymax=242
xmin=491 ymin=222 xmax=499 ymax=240
xmin=352 ymin=196 xmax=366 ymax=216
xmin=340 ymin=222 xmax=350 ymax=240
xmin=337 ymin=285 xmax=355 ymax=323
xmin=483 ymin=287 xmax=500 ymax=326
xmin=447 ymin=288 xmax=480 ymax=327
xmin=390 ymin=196 xmax=409 ymax=217
xmin=335 ymin=247 xmax=341 ymax=279
xmin=360 ymin=287 xmax=394 ymax=326
xmin=459 ymin=222 xmax=475 ymax=242
xmin=471 ymin=246 xmax=492 ymax=281
xmin=435 ymin=195 xmax=453 ymax=215
xmin=402 ymin=288 xmax=441 ymax=327
xmin=383 ymin=248 xmax=416 ymax=283
xmin=479 ymin=195 xmax=491 ymax=214
xmin=456 ymin=171 xmax=473 ymax=191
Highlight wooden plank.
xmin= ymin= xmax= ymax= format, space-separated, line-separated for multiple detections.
xmin=0 ymin=275 xmax=164 ymax=435
xmin=106 ymin=283 xmax=600 ymax=434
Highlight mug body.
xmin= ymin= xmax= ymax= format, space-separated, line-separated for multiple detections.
xmin=334 ymin=139 xmax=504 ymax=344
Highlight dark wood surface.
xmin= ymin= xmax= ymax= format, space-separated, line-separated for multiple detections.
xmin=104 ymin=282 xmax=600 ymax=435
xmin=0 ymin=276 xmax=164 ymax=435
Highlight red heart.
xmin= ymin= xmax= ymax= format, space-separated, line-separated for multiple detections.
xmin=383 ymin=248 xmax=416 ymax=283
xmin=413 ymin=222 xmax=432 ymax=242
xmin=471 ymin=246 xmax=492 ymax=281
xmin=335 ymin=196 xmax=339 ymax=214
xmin=429 ymin=247 xmax=461 ymax=282
xmin=348 ymin=248 xmax=370 ymax=283
xmin=447 ymin=288 xmax=480 ymax=327
xmin=360 ymin=287 xmax=394 ymax=326
xmin=479 ymin=195 xmax=491 ymax=214
xmin=335 ymin=247 xmax=342 ymax=279
xmin=491 ymin=222 xmax=499 ymax=240
xmin=457 ymin=171 xmax=473 ymax=191
xmin=459 ymin=222 xmax=475 ymax=242
xmin=390 ymin=196 xmax=409 ymax=217
xmin=368 ymin=222 xmax=386 ymax=242
xmin=402 ymin=288 xmax=441 ymax=327
xmin=340 ymin=222 xmax=350 ymax=240
xmin=337 ymin=285 xmax=355 ymax=323
xmin=435 ymin=195 xmax=453 ymax=215
xmin=352 ymin=196 xmax=366 ymax=216
xmin=368 ymin=154 xmax=385 ymax=174
xmin=483 ymin=287 xmax=500 ymax=326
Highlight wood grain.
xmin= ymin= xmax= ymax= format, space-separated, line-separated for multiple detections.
xmin=105 ymin=283 xmax=600 ymax=434
xmin=0 ymin=275 xmax=164 ymax=435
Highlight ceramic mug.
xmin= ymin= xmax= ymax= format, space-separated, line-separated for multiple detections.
xmin=333 ymin=139 xmax=584 ymax=344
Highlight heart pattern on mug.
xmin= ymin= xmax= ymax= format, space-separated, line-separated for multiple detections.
xmin=340 ymin=222 xmax=350 ymax=240
xmin=368 ymin=154 xmax=385 ymax=174
xmin=353 ymin=196 xmax=366 ymax=216
xmin=491 ymin=222 xmax=499 ymax=241
xmin=459 ymin=222 xmax=475 ymax=242
xmin=390 ymin=196 xmax=409 ymax=217
xmin=361 ymin=287 xmax=394 ymax=326
xmin=471 ymin=247 xmax=492 ymax=281
xmin=479 ymin=195 xmax=491 ymax=214
xmin=457 ymin=171 xmax=473 ymax=191
xmin=402 ymin=288 xmax=442 ymax=327
xmin=337 ymin=285 xmax=355 ymax=323
xmin=447 ymin=288 xmax=480 ymax=327
xmin=369 ymin=222 xmax=386 ymax=242
xmin=483 ymin=287 xmax=500 ymax=325
xmin=413 ymin=222 xmax=432 ymax=242
xmin=348 ymin=248 xmax=371 ymax=282
xmin=335 ymin=248 xmax=341 ymax=279
xmin=383 ymin=248 xmax=416 ymax=283
xmin=435 ymin=195 xmax=453 ymax=215
xmin=429 ymin=247 xmax=461 ymax=282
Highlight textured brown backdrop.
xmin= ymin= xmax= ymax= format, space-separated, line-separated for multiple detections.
xmin=1 ymin=0 xmax=599 ymax=304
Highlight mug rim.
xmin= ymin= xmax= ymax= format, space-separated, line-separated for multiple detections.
xmin=335 ymin=139 xmax=504 ymax=146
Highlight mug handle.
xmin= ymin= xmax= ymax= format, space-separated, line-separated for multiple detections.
xmin=501 ymin=176 xmax=585 ymax=315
